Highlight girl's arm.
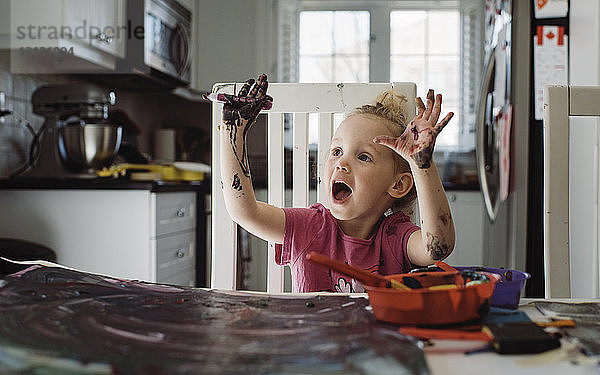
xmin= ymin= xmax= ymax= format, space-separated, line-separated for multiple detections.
xmin=373 ymin=89 xmax=455 ymax=265
xmin=218 ymin=74 xmax=285 ymax=244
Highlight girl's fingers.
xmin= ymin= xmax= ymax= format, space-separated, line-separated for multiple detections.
xmin=434 ymin=112 xmax=454 ymax=136
xmin=256 ymin=74 xmax=268 ymax=99
xmin=416 ymin=97 xmax=426 ymax=117
xmin=249 ymin=74 xmax=266 ymax=98
xmin=430 ymin=93 xmax=442 ymax=123
xmin=423 ymin=89 xmax=435 ymax=119
xmin=238 ymin=78 xmax=255 ymax=97
xmin=372 ymin=135 xmax=399 ymax=150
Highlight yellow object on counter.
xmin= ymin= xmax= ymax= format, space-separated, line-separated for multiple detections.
xmin=97 ymin=163 xmax=205 ymax=181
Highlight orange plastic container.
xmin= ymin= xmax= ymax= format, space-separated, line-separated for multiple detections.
xmin=364 ymin=271 xmax=500 ymax=325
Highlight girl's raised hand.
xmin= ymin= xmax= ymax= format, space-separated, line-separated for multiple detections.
xmin=222 ymin=74 xmax=273 ymax=130
xmin=219 ymin=74 xmax=273 ymax=177
xmin=373 ymin=89 xmax=453 ymax=169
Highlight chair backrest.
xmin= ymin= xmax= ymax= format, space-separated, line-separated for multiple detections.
xmin=543 ymin=85 xmax=600 ymax=297
xmin=211 ymin=82 xmax=416 ymax=292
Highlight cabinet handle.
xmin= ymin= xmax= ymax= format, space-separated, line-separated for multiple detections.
xmin=175 ymin=248 xmax=185 ymax=258
xmin=448 ymin=193 xmax=457 ymax=203
xmin=95 ymin=32 xmax=114 ymax=44
xmin=176 ymin=207 xmax=186 ymax=217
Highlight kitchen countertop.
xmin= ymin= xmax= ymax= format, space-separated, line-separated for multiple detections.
xmin=0 ymin=178 xmax=477 ymax=192
xmin=0 ymin=177 xmax=209 ymax=193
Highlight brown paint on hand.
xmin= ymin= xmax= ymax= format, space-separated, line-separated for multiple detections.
xmin=426 ymin=89 xmax=434 ymax=102
xmin=412 ymin=145 xmax=434 ymax=169
xmin=223 ymin=74 xmax=272 ymax=178
xmin=411 ymin=126 xmax=419 ymax=140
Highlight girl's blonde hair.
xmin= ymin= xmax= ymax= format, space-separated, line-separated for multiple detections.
xmin=351 ymin=90 xmax=417 ymax=215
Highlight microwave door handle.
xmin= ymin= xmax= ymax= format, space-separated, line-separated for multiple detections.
xmin=180 ymin=25 xmax=192 ymax=76
xmin=169 ymin=24 xmax=184 ymax=74
xmin=171 ymin=24 xmax=190 ymax=76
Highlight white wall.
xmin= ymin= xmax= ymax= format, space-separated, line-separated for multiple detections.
xmin=569 ymin=0 xmax=600 ymax=297
xmin=193 ymin=0 xmax=278 ymax=92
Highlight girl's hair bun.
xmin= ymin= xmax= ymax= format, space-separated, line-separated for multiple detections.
xmin=353 ymin=90 xmax=408 ymax=136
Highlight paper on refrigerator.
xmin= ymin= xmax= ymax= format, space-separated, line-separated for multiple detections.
xmin=534 ymin=25 xmax=568 ymax=121
xmin=534 ymin=0 xmax=569 ymax=19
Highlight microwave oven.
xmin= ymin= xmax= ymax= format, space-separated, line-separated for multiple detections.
xmin=123 ymin=0 xmax=192 ymax=86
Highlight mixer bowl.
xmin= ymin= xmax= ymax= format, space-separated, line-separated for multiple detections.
xmin=58 ymin=123 xmax=122 ymax=172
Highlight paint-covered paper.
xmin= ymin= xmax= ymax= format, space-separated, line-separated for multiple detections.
xmin=0 ymin=263 xmax=428 ymax=374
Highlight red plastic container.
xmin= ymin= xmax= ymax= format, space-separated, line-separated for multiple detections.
xmin=364 ymin=271 xmax=500 ymax=325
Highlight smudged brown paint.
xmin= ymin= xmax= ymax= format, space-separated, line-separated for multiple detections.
xmin=412 ymin=145 xmax=434 ymax=169
xmin=232 ymin=173 xmax=242 ymax=191
xmin=439 ymin=212 xmax=451 ymax=227
xmin=426 ymin=232 xmax=450 ymax=260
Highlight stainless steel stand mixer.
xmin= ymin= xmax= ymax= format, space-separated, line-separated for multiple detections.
xmin=27 ymin=85 xmax=122 ymax=178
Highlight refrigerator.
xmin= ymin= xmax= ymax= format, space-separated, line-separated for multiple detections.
xmin=476 ymin=0 xmax=541 ymax=296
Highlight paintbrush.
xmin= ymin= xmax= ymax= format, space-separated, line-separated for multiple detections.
xmin=306 ymin=252 xmax=410 ymax=290
xmin=400 ymin=321 xmax=563 ymax=354
xmin=203 ymin=92 xmax=273 ymax=110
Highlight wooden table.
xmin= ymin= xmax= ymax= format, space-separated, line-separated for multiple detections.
xmin=1 ymin=261 xmax=598 ymax=374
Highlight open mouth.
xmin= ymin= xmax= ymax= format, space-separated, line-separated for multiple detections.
xmin=332 ymin=181 xmax=353 ymax=202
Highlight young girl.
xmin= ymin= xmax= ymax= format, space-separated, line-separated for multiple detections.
xmin=218 ymin=74 xmax=455 ymax=293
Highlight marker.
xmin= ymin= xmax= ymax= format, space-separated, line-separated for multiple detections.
xmin=203 ymin=92 xmax=273 ymax=110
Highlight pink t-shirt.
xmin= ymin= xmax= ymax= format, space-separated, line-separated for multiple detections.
xmin=276 ymin=203 xmax=420 ymax=293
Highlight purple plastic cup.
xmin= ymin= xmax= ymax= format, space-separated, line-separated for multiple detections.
xmin=456 ymin=266 xmax=531 ymax=309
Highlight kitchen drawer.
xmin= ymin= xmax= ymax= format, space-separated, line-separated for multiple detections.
xmin=156 ymin=231 xmax=195 ymax=282
xmin=159 ymin=266 xmax=195 ymax=287
xmin=155 ymin=192 xmax=196 ymax=237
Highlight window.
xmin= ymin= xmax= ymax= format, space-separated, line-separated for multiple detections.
xmin=299 ymin=11 xmax=370 ymax=82
xmin=284 ymin=1 xmax=483 ymax=152
xmin=390 ymin=10 xmax=460 ymax=148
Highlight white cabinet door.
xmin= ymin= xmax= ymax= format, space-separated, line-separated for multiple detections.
xmin=63 ymin=0 xmax=92 ymax=47
xmin=89 ymin=0 xmax=126 ymax=58
xmin=0 ymin=190 xmax=153 ymax=281
xmin=443 ymin=191 xmax=485 ymax=266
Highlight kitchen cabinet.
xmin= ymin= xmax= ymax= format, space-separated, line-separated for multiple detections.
xmin=443 ymin=191 xmax=485 ymax=266
xmin=88 ymin=0 xmax=127 ymax=59
xmin=9 ymin=0 xmax=126 ymax=71
xmin=0 ymin=189 xmax=196 ymax=286
xmin=62 ymin=0 xmax=126 ymax=60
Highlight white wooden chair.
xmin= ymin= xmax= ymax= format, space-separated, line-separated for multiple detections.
xmin=543 ymin=85 xmax=600 ymax=297
xmin=210 ymin=82 xmax=416 ymax=292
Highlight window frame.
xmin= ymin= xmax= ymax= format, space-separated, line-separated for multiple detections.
xmin=290 ymin=0 xmax=484 ymax=152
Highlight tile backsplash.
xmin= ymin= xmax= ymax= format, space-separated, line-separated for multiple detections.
xmin=0 ymin=66 xmax=46 ymax=177
xmin=0 ymin=50 xmax=212 ymax=178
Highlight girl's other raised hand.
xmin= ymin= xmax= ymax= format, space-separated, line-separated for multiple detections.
xmin=373 ymin=89 xmax=453 ymax=169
